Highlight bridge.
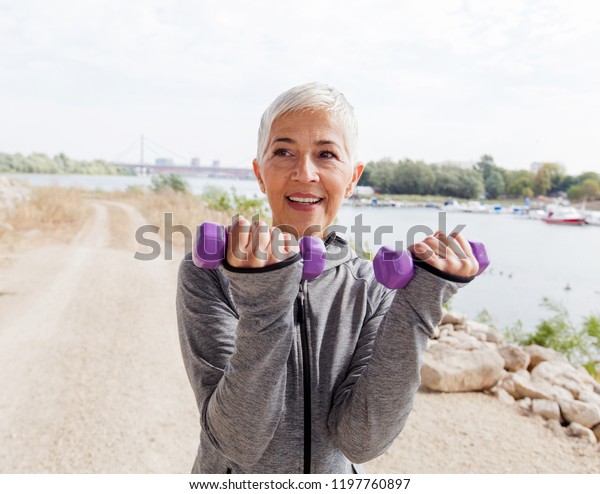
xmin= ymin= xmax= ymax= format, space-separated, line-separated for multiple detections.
xmin=111 ymin=134 xmax=255 ymax=179
xmin=115 ymin=162 xmax=255 ymax=179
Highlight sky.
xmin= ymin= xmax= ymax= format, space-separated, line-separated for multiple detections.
xmin=1 ymin=0 xmax=599 ymax=174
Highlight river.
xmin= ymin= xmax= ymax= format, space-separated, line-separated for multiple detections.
xmin=5 ymin=172 xmax=600 ymax=333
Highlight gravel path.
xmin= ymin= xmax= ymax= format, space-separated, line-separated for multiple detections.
xmin=0 ymin=199 xmax=598 ymax=473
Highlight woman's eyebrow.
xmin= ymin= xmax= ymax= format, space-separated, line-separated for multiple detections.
xmin=316 ymin=139 xmax=339 ymax=147
xmin=270 ymin=137 xmax=341 ymax=147
xmin=271 ymin=137 xmax=295 ymax=145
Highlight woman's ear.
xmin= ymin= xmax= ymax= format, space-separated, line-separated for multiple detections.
xmin=252 ymin=159 xmax=266 ymax=194
xmin=344 ymin=162 xmax=365 ymax=198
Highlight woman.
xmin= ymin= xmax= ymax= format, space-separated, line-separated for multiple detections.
xmin=176 ymin=82 xmax=478 ymax=474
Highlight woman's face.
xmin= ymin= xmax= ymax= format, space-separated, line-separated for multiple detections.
xmin=253 ymin=110 xmax=363 ymax=238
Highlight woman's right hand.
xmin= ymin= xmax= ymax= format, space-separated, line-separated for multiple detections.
xmin=226 ymin=216 xmax=299 ymax=269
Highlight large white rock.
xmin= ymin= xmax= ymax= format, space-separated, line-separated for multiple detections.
xmin=531 ymin=399 xmax=561 ymax=421
xmin=578 ymin=390 xmax=600 ymax=409
xmin=499 ymin=344 xmax=531 ymax=372
xmin=524 ymin=345 xmax=568 ymax=370
xmin=565 ymin=423 xmax=597 ymax=444
xmin=559 ymin=399 xmax=600 ymax=428
xmin=531 ymin=360 xmax=594 ymax=399
xmin=421 ymin=342 xmax=505 ymax=392
xmin=511 ymin=372 xmax=572 ymax=401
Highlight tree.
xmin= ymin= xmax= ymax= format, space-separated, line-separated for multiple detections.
xmin=533 ymin=166 xmax=552 ymax=196
xmin=566 ymin=179 xmax=600 ymax=201
xmin=484 ymin=170 xmax=506 ymax=199
xmin=505 ymin=169 xmax=534 ymax=198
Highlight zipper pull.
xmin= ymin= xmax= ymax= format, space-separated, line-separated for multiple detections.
xmin=297 ymin=284 xmax=305 ymax=324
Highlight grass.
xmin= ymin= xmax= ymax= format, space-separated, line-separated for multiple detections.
xmin=0 ymin=186 xmax=91 ymax=250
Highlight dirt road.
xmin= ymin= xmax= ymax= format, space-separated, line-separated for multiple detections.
xmin=0 ymin=199 xmax=598 ymax=473
xmin=0 ymin=199 xmax=198 ymax=473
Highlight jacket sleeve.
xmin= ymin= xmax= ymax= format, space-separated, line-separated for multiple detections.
xmin=327 ymin=265 xmax=468 ymax=464
xmin=176 ymin=253 xmax=302 ymax=468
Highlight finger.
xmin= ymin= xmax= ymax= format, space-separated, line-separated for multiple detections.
xmin=408 ymin=241 xmax=439 ymax=266
xmin=450 ymin=232 xmax=479 ymax=275
xmin=228 ymin=215 xmax=251 ymax=264
xmin=249 ymin=220 xmax=271 ymax=265
xmin=438 ymin=231 xmax=479 ymax=276
xmin=423 ymin=235 xmax=450 ymax=260
xmin=449 ymin=232 xmax=474 ymax=259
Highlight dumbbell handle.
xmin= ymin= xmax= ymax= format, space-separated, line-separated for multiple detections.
xmin=373 ymin=240 xmax=489 ymax=290
xmin=192 ymin=222 xmax=326 ymax=281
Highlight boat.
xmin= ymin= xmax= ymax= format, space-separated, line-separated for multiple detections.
xmin=584 ymin=211 xmax=600 ymax=226
xmin=541 ymin=207 xmax=586 ymax=225
xmin=463 ymin=201 xmax=488 ymax=213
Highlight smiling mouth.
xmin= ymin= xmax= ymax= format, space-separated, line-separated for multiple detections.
xmin=286 ymin=196 xmax=324 ymax=204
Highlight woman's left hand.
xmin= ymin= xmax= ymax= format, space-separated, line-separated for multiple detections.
xmin=408 ymin=232 xmax=479 ymax=277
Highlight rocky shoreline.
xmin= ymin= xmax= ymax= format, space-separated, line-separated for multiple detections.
xmin=422 ymin=310 xmax=600 ymax=445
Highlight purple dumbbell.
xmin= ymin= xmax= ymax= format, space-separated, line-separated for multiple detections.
xmin=192 ymin=222 xmax=326 ymax=281
xmin=373 ymin=240 xmax=490 ymax=290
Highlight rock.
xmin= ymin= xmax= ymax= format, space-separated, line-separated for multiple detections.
xmin=517 ymin=397 xmax=532 ymax=414
xmin=531 ymin=399 xmax=561 ymax=421
xmin=421 ymin=342 xmax=505 ymax=392
xmin=512 ymin=372 xmax=569 ymax=401
xmin=531 ymin=361 xmax=594 ymax=399
xmin=433 ymin=323 xmax=454 ymax=339
xmin=574 ymin=367 xmax=600 ymax=394
xmin=544 ymin=419 xmax=564 ymax=436
xmin=465 ymin=320 xmax=504 ymax=343
xmin=498 ymin=344 xmax=531 ymax=372
xmin=496 ymin=387 xmax=516 ymax=405
xmin=500 ymin=374 xmax=518 ymax=398
xmin=578 ymin=390 xmax=600 ymax=409
xmin=565 ymin=423 xmax=597 ymax=444
xmin=524 ymin=345 xmax=568 ymax=370
xmin=559 ymin=399 xmax=600 ymax=428
xmin=441 ymin=311 xmax=466 ymax=326
xmin=593 ymin=424 xmax=600 ymax=443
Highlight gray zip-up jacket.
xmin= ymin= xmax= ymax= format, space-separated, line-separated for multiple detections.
xmin=176 ymin=233 xmax=470 ymax=474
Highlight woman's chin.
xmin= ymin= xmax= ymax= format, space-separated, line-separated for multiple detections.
xmin=277 ymin=220 xmax=326 ymax=239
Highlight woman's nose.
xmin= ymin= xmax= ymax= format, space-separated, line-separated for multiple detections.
xmin=293 ymin=155 xmax=319 ymax=182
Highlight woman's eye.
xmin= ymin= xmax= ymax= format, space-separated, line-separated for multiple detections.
xmin=273 ymin=148 xmax=291 ymax=157
xmin=319 ymin=151 xmax=337 ymax=159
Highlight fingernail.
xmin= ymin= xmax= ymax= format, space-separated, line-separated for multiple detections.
xmin=414 ymin=243 xmax=427 ymax=254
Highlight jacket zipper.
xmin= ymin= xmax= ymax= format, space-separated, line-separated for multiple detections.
xmin=297 ymin=281 xmax=311 ymax=474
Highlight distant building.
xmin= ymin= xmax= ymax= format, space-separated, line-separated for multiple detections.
xmin=530 ymin=162 xmax=544 ymax=173
xmin=212 ymin=160 xmax=221 ymax=167
xmin=191 ymin=157 xmax=200 ymax=167
xmin=155 ymin=158 xmax=174 ymax=166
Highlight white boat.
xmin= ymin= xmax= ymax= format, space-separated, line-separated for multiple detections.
xmin=584 ymin=211 xmax=600 ymax=226
xmin=542 ymin=206 xmax=586 ymax=226
xmin=463 ymin=201 xmax=488 ymax=213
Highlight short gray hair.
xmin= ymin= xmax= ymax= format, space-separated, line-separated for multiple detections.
xmin=256 ymin=82 xmax=359 ymax=164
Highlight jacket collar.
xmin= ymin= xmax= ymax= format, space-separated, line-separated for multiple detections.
xmin=322 ymin=232 xmax=356 ymax=272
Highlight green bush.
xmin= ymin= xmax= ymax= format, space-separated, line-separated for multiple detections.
xmin=516 ymin=298 xmax=600 ymax=378
xmin=200 ymin=185 xmax=270 ymax=221
xmin=150 ymin=173 xmax=190 ymax=193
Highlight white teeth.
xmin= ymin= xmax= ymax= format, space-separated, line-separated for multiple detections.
xmin=288 ymin=196 xmax=322 ymax=203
